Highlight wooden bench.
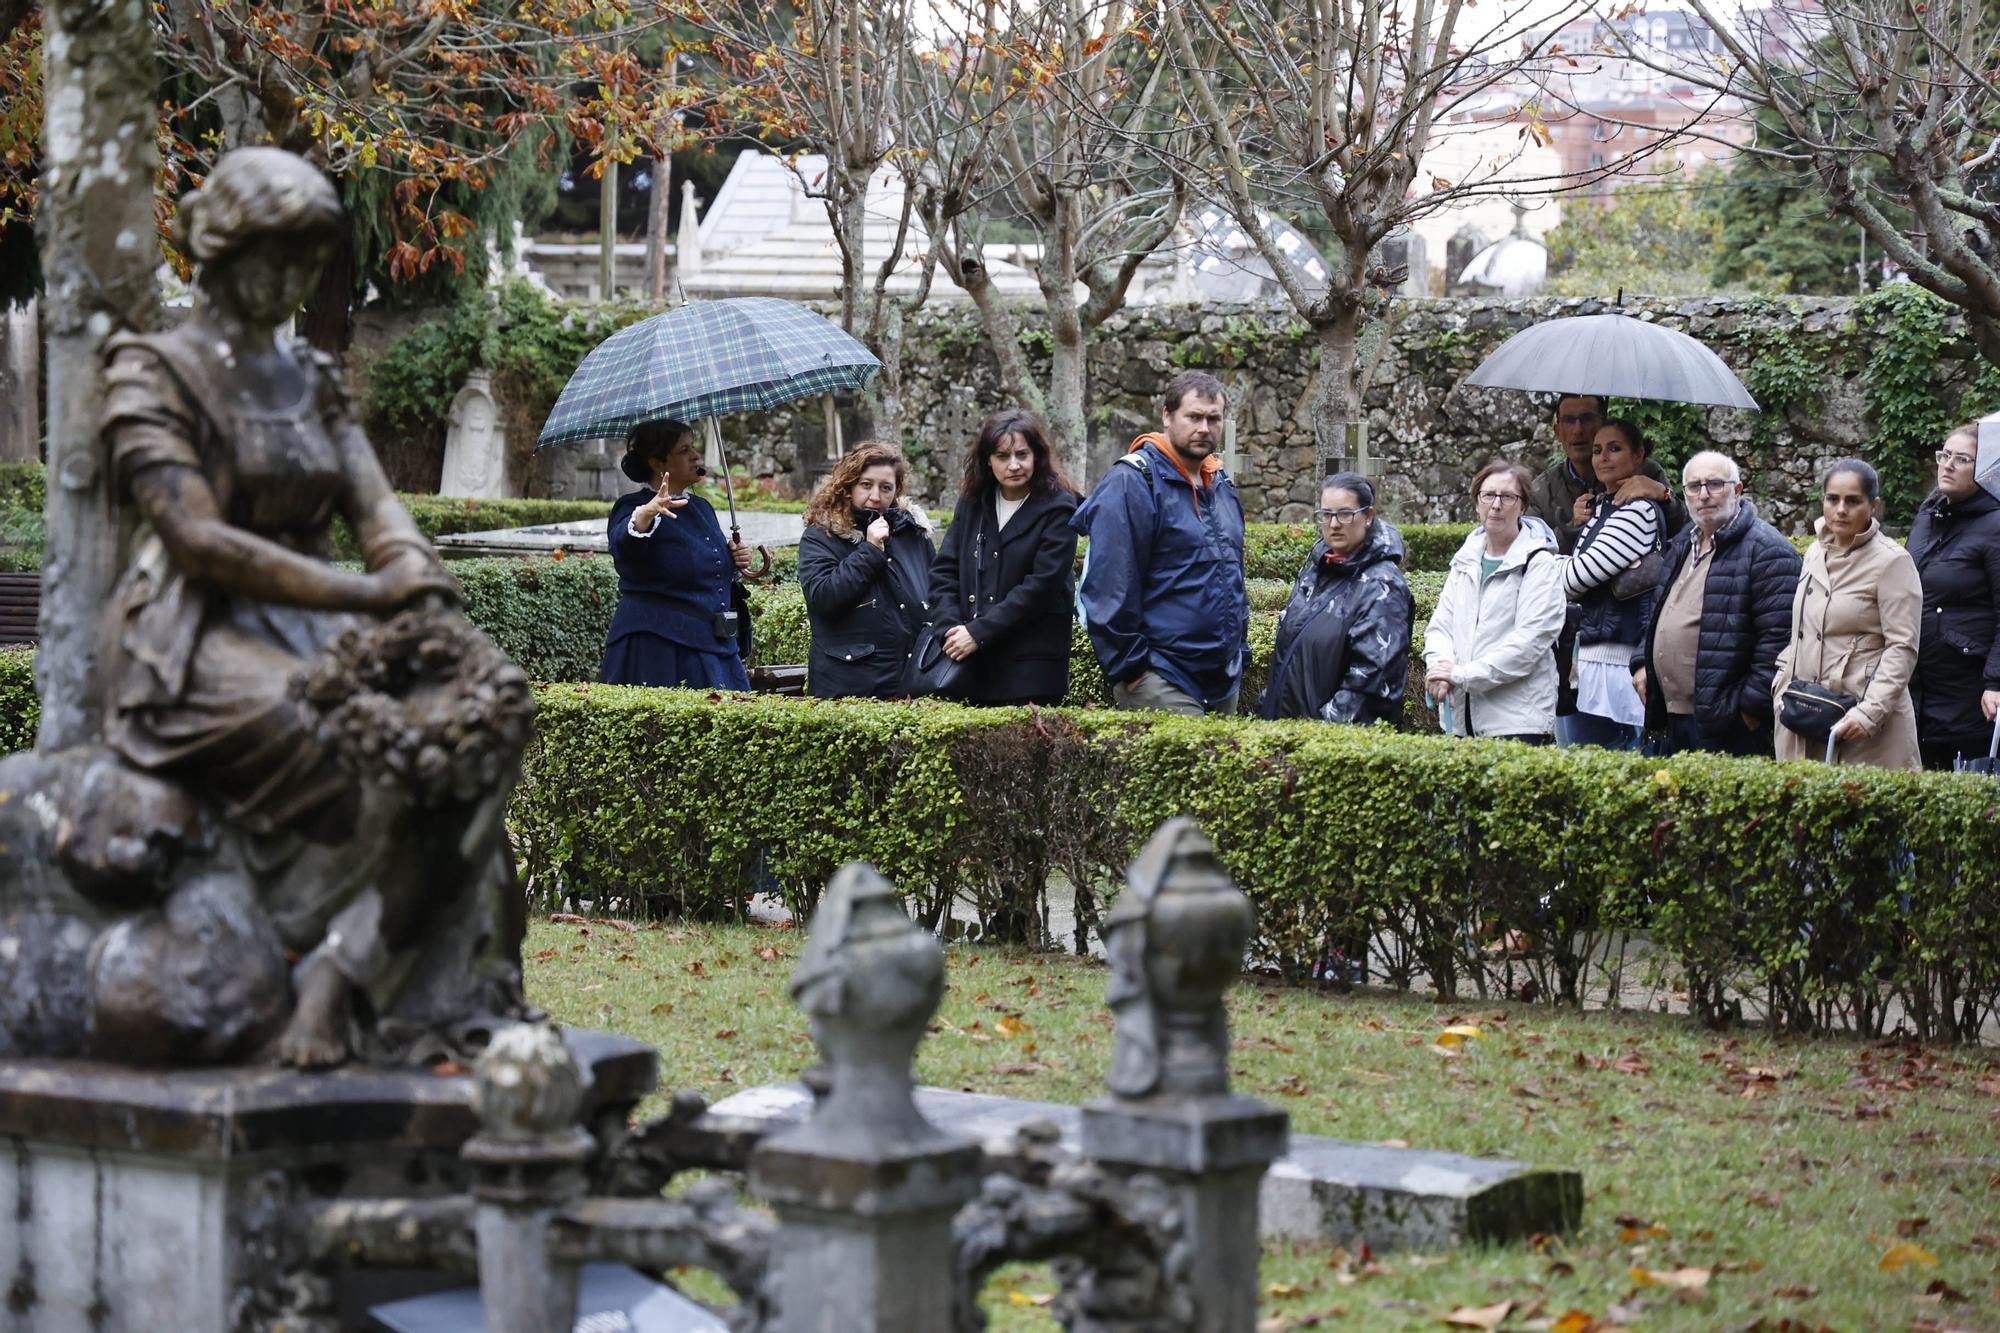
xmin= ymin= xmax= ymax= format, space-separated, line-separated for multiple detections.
xmin=0 ymin=572 xmax=37 ymax=646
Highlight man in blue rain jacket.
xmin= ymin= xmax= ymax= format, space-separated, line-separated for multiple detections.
xmin=1073 ymin=369 xmax=1250 ymax=714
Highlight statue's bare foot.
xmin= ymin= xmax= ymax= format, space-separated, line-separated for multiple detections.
xmin=276 ymin=958 xmax=351 ymax=1069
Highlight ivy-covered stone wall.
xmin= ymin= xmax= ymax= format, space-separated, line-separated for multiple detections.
xmin=363 ymin=286 xmax=1999 ymax=534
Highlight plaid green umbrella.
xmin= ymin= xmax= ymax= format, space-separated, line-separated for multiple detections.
xmin=535 ymin=297 xmax=881 ymax=449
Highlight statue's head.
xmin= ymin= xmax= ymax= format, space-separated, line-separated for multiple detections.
xmin=178 ymin=148 xmax=343 ymax=325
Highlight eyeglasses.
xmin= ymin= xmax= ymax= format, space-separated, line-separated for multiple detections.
xmin=1314 ymin=507 xmax=1371 ymax=525
xmin=1476 ymin=491 xmax=1522 ymax=508
xmin=1936 ymin=450 xmax=1976 ymax=467
xmin=1558 ymin=413 xmax=1601 ymax=427
xmin=1684 ymin=479 xmax=1737 ymax=494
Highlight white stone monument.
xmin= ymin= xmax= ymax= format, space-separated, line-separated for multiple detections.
xmin=439 ymin=368 xmax=510 ymax=498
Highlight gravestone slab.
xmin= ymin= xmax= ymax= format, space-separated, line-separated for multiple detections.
xmin=440 ymin=370 xmax=510 ymax=499
xmin=367 ymin=1262 xmax=726 ymax=1333
xmin=708 ymin=1081 xmax=1581 ymax=1251
xmin=0 ymin=1031 xmax=655 ymax=1333
xmin=432 ymin=512 xmax=804 ymax=561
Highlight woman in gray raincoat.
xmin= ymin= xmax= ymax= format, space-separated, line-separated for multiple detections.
xmin=1258 ymin=472 xmax=1415 ymax=724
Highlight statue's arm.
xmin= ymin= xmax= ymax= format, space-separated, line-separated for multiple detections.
xmin=103 ymin=344 xmax=399 ymax=613
xmin=128 ymin=461 xmax=397 ymax=613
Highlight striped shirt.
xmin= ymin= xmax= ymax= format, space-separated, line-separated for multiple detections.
xmin=1565 ymin=501 xmax=1661 ymax=597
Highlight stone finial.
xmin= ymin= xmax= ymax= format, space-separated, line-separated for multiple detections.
xmin=1102 ymin=818 xmax=1254 ymax=1101
xmin=473 ymin=1022 xmax=585 ymax=1139
xmin=787 ymin=860 xmax=946 ymax=1152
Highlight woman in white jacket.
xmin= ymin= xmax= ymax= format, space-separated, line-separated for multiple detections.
xmin=1423 ymin=461 xmax=1569 ymax=742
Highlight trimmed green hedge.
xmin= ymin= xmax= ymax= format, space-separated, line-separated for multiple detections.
xmin=515 ymin=687 xmax=2000 ymax=1041
xmin=0 ymin=648 xmax=34 ymax=752
xmin=7 ymin=641 xmax=1995 ymax=1038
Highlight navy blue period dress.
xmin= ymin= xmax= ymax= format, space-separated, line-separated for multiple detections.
xmin=599 ymin=488 xmax=752 ymax=689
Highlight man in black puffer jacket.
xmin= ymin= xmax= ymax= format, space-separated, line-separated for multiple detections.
xmin=1632 ymin=451 xmax=1802 ymax=757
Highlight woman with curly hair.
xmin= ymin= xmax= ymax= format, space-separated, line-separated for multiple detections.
xmin=928 ymin=408 xmax=1081 ymax=706
xmin=798 ymin=441 xmax=937 ymax=698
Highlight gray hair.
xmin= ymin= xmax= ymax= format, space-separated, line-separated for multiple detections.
xmin=1682 ymin=451 xmax=1742 ymax=484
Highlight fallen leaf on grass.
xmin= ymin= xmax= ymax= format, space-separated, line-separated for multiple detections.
xmin=1006 ymin=1290 xmax=1053 ymax=1306
xmin=1897 ymin=1216 xmax=1931 ymax=1237
xmin=549 ymin=912 xmax=587 ymax=924
xmin=1436 ymin=1024 xmax=1484 ymax=1045
xmin=713 ymin=1028 xmax=736 ymax=1040
xmin=1766 ymin=1284 xmax=1816 ymax=1299
xmin=755 ymin=946 xmax=781 ymax=962
xmin=530 ymin=948 xmax=557 ymax=961
xmin=995 ymin=1014 xmax=1033 ymax=1038
xmin=1878 ymin=1241 xmax=1938 ymax=1271
xmin=648 ymin=1002 xmax=672 ymax=1015
xmin=1745 ymin=1190 xmax=1781 ymax=1209
xmin=1920 ymin=1278 xmax=1968 ymax=1303
xmin=1266 ymin=1282 xmax=1306 ymax=1298
xmin=1628 ymin=1266 xmax=1711 ymax=1290
xmin=1441 ymin=1300 xmax=1512 ymax=1328
xmin=994 ymin=1061 xmax=1051 ymax=1075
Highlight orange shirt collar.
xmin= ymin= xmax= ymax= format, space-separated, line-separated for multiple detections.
xmin=1130 ymin=432 xmax=1222 ymax=508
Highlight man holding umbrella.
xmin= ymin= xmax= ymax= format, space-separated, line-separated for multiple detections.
xmin=1527 ymin=393 xmax=1685 ymax=553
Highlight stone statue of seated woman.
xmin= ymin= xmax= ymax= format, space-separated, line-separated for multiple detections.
xmin=0 ymin=147 xmax=533 ymax=1069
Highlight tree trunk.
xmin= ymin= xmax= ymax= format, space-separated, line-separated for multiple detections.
xmin=833 ymin=165 xmax=868 ymax=334
xmin=37 ymin=0 xmax=161 ymax=750
xmin=1047 ymin=316 xmax=1088 ymax=485
xmin=645 ymin=155 xmax=671 ymax=302
xmin=300 ymin=229 xmax=355 ymax=354
xmin=1310 ymin=308 xmax=1362 ymax=477
xmin=866 ymin=301 xmax=905 ymax=446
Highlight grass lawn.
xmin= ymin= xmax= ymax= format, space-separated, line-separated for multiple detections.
xmin=526 ymin=917 xmax=2000 ymax=1333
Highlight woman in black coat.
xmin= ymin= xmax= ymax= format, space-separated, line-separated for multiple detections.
xmin=600 ymin=418 xmax=754 ymax=689
xmin=1908 ymin=421 xmax=2000 ymax=768
xmin=1259 ymin=472 xmax=1414 ymax=724
xmin=930 ymin=409 xmax=1082 ymax=706
xmin=797 ymin=441 xmax=938 ymax=699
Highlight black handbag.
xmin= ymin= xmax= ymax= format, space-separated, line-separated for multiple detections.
xmin=1955 ymin=716 xmax=2000 ymax=776
xmin=903 ymin=623 xmax=968 ymax=698
xmin=1610 ymin=548 xmax=1664 ymax=600
xmin=1778 ymin=679 xmax=1859 ymax=742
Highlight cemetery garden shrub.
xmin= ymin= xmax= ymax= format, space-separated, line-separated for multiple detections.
xmin=512 ymin=685 xmax=2000 ymax=1043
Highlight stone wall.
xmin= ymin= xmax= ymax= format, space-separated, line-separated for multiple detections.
xmin=399 ymin=293 xmax=1991 ymax=535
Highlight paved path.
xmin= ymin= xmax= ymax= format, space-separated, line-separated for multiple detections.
xmin=436 ymin=510 xmax=804 ymax=558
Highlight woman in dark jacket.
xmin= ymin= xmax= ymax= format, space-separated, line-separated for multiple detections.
xmin=1908 ymin=421 xmax=2000 ymax=768
xmin=798 ymin=441 xmax=938 ymax=699
xmin=930 ymin=409 xmax=1081 ymax=705
xmin=600 ymin=418 xmax=754 ymax=689
xmin=1260 ymin=473 xmax=1414 ymax=724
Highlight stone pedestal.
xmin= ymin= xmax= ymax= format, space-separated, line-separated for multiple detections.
xmin=752 ymin=1137 xmax=981 ymax=1333
xmin=1082 ymin=1095 xmax=1289 ymax=1333
xmin=0 ymin=1031 xmax=653 ymax=1333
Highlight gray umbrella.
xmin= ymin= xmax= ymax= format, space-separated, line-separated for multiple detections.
xmin=1462 ymin=312 xmax=1759 ymax=410
xmin=1974 ymin=412 xmax=2000 ymax=502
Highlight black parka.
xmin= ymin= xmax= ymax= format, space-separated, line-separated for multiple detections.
xmin=799 ymin=503 xmax=937 ymax=699
xmin=930 ymin=487 xmax=1080 ymax=705
xmin=1906 ymin=485 xmax=2000 ymax=745
xmin=1633 ymin=499 xmax=1802 ymax=740
xmin=1258 ymin=521 xmax=1414 ymax=725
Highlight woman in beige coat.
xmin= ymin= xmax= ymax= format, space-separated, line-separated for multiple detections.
xmin=1774 ymin=459 xmax=1923 ymax=770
